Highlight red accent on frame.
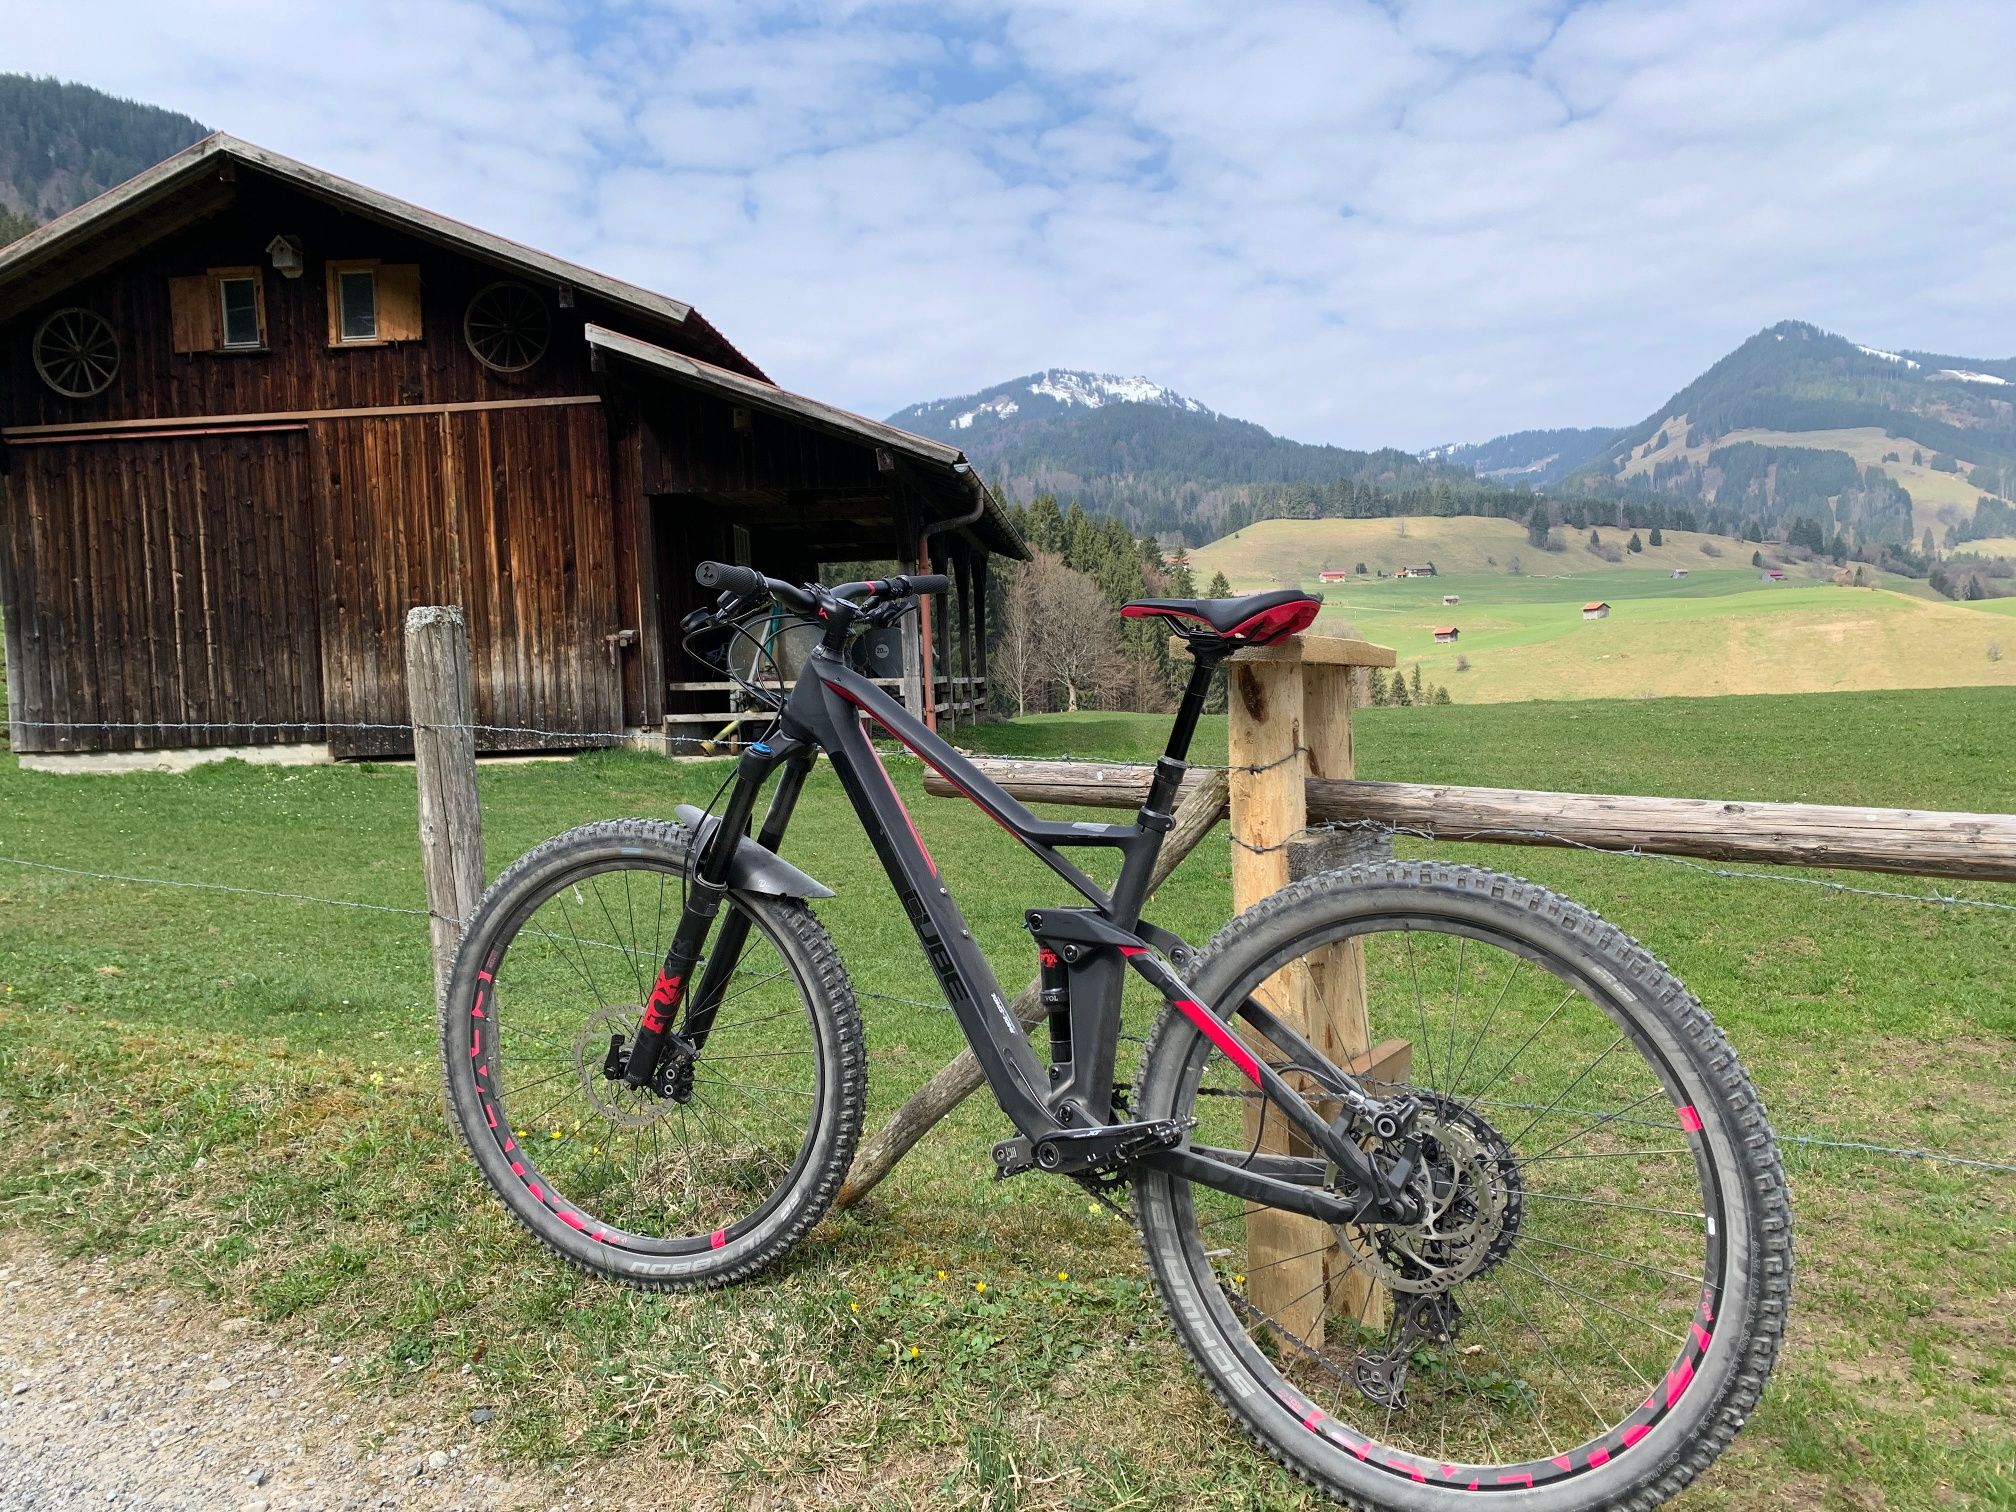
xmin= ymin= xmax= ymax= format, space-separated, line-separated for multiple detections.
xmin=1173 ymin=998 xmax=1261 ymax=1083
xmin=861 ymin=717 xmax=938 ymax=876
xmin=1120 ymin=603 xmax=1211 ymax=622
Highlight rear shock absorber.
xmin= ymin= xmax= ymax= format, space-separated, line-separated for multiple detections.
xmin=1040 ymin=945 xmax=1071 ymax=1083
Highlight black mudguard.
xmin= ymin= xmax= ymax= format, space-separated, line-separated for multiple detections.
xmin=673 ymin=804 xmax=836 ymax=899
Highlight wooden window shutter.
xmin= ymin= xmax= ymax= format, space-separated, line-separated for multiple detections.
xmin=169 ymin=275 xmax=219 ymax=353
xmin=377 ymin=264 xmax=423 ymax=341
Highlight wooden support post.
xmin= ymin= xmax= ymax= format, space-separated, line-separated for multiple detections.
xmin=957 ymin=546 xmax=978 ymax=722
xmin=837 ymin=770 xmax=1230 ymax=1209
xmin=1226 ymin=651 xmax=1330 ymax=1347
xmin=972 ymin=552 xmax=989 ymax=708
xmin=898 ymin=552 xmax=924 ymax=718
xmin=405 ymin=606 xmax=485 ymax=1005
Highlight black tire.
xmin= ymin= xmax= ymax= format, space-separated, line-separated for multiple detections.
xmin=441 ymin=818 xmax=865 ymax=1289
xmin=1132 ymin=861 xmax=1791 ymax=1512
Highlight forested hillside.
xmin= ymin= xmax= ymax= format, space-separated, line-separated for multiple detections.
xmin=890 ymin=369 xmax=1535 ymax=545
xmin=1420 ymin=427 xmax=1616 ymax=486
xmin=1561 ymin=322 xmax=2016 ymax=550
xmin=0 ymin=74 xmax=208 ymax=239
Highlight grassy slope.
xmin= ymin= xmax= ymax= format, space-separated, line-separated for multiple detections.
xmin=1193 ymin=516 xmax=2016 ymax=702
xmin=1 ymin=689 xmax=2012 ymax=1508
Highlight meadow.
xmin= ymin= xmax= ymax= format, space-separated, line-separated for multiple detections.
xmin=1193 ymin=516 xmax=2016 ymax=704
xmin=1 ymin=689 xmax=2013 ymax=1508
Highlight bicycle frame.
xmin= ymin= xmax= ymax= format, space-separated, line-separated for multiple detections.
xmin=642 ymin=632 xmax=1414 ymax=1227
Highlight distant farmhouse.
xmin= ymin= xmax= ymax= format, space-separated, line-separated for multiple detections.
xmin=1761 ymin=569 xmax=1787 ymax=582
xmin=1582 ymin=601 xmax=1611 ymax=620
xmin=1317 ymin=569 xmax=1349 ymax=582
xmin=1433 ymin=626 xmax=1460 ymax=643
xmin=1396 ymin=563 xmax=1438 ymax=578
xmin=1671 ymin=568 xmax=1689 ymax=579
xmin=0 ymin=136 xmax=1023 ymax=761
xmin=1442 ymin=593 xmax=1460 ymax=604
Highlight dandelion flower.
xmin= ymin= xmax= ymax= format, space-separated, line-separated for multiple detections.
xmin=1056 ymin=1271 xmax=1069 ymax=1283
xmin=935 ymin=1269 xmax=947 ymax=1281
xmin=368 ymin=1072 xmax=384 ymax=1087
xmin=974 ymin=1281 xmax=987 ymax=1294
xmin=849 ymin=1301 xmax=860 ymax=1313
xmin=908 ymin=1345 xmax=920 ymax=1358
xmin=1232 ymin=1273 xmax=1245 ymax=1286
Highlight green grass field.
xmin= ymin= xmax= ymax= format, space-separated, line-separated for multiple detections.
xmin=2 ymin=690 xmax=2013 ymax=1508
xmin=1193 ymin=517 xmax=2016 ymax=704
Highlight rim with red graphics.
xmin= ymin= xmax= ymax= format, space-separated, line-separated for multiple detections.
xmin=449 ymin=838 xmax=845 ymax=1266
xmin=1131 ymin=863 xmax=1788 ymax=1508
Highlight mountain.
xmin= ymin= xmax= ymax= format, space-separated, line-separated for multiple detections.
xmin=1562 ymin=320 xmax=2016 ymax=549
xmin=1420 ymin=427 xmax=1617 ymax=488
xmin=887 ymin=369 xmax=1495 ymax=544
xmin=0 ymin=74 xmax=209 ymax=241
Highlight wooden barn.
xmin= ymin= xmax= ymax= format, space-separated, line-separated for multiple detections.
xmin=0 ymin=134 xmax=1023 ymax=762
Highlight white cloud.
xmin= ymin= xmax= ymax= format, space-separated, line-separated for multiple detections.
xmin=6 ymin=0 xmax=2016 ymax=451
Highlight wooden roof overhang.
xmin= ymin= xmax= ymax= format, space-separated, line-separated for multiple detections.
xmin=584 ymin=324 xmax=1028 ymax=561
xmin=0 ymin=134 xmax=763 ymax=377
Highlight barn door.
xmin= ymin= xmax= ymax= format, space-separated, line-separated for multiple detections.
xmin=314 ymin=403 xmax=622 ymax=757
xmin=5 ymin=430 xmax=322 ymax=753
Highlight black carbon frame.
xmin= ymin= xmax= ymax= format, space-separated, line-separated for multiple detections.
xmin=655 ymin=637 xmax=1405 ymax=1223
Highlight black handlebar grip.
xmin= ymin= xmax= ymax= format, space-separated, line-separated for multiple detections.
xmin=902 ymin=574 xmax=952 ymax=596
xmin=696 ymin=561 xmax=765 ymax=594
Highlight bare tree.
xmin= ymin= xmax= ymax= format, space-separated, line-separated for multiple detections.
xmin=1033 ymin=555 xmax=1124 ymax=712
xmin=990 ymin=557 xmax=1044 ymax=717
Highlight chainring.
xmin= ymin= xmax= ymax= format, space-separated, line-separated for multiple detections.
xmin=1334 ymin=1095 xmax=1525 ymax=1296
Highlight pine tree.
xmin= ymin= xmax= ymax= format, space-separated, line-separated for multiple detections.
xmin=1206 ymin=570 xmax=1232 ymax=599
xmin=1388 ymin=670 xmax=1411 ymax=706
xmin=1409 ymin=664 xmax=1424 ymax=702
xmin=1627 ymin=532 xmax=1643 ymax=553
xmin=1648 ymin=525 xmax=1663 ymax=546
xmin=1366 ymin=668 xmax=1389 ymax=705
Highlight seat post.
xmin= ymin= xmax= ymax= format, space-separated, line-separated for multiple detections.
xmin=1138 ymin=648 xmax=1224 ymax=831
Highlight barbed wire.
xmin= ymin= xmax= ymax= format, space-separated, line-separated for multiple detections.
xmin=2 ymin=845 xmax=2009 ymax=1178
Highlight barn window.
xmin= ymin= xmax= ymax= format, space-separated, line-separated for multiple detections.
xmin=217 ymin=275 xmax=264 ymax=348
xmin=325 ymin=260 xmax=422 ymax=346
xmin=338 ymin=268 xmax=377 ymax=340
xmin=169 ymin=268 xmax=268 ymax=354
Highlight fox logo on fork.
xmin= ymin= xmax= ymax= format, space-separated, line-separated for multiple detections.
xmin=641 ymin=972 xmax=684 ymax=1034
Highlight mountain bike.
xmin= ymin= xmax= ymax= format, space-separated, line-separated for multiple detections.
xmin=442 ymin=563 xmax=1790 ymax=1510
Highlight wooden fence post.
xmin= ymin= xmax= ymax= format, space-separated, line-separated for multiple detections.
xmin=1225 ymin=635 xmax=1400 ymax=1346
xmin=405 ymin=606 xmax=485 ymax=1004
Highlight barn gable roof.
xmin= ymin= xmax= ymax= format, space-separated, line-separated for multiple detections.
xmin=0 ymin=133 xmax=766 ymax=379
xmin=584 ymin=325 xmax=1027 ymax=559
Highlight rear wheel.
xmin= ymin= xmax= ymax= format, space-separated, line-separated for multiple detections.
xmin=1133 ymin=862 xmax=1790 ymax=1510
xmin=442 ymin=819 xmax=865 ymax=1289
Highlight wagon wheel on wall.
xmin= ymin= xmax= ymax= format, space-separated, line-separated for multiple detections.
xmin=463 ymin=281 xmax=552 ymax=373
xmin=34 ymin=307 xmax=121 ymax=398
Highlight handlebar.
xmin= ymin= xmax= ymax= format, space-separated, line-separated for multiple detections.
xmin=693 ymin=561 xmax=948 ymax=606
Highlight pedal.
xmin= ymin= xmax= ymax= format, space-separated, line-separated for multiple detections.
xmin=1031 ymin=1119 xmax=1182 ymax=1175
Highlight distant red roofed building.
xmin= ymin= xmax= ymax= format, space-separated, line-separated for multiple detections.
xmin=1582 ymin=601 xmax=1611 ymax=620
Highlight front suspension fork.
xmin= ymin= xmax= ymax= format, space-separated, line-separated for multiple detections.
xmin=622 ymin=741 xmax=810 ymax=1090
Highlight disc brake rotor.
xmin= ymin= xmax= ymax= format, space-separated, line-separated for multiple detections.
xmin=1333 ymin=1097 xmax=1524 ymax=1296
xmin=571 ymin=1006 xmax=680 ymax=1129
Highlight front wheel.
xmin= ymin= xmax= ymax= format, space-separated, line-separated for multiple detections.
xmin=1132 ymin=861 xmax=1790 ymax=1510
xmin=441 ymin=819 xmax=865 ymax=1290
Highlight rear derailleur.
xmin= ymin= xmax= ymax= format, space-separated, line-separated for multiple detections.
xmin=1351 ymin=1293 xmax=1464 ymax=1411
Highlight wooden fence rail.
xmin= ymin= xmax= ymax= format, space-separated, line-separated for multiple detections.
xmin=920 ymin=761 xmax=2016 ymax=884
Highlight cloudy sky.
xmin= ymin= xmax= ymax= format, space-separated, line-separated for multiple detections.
xmin=13 ymin=0 xmax=2016 ymax=448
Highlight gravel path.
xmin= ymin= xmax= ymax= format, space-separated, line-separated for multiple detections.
xmin=0 ymin=1233 xmax=561 ymax=1510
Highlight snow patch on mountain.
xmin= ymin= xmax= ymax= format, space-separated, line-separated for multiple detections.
xmin=1856 ymin=344 xmax=1921 ymax=369
xmin=1022 ymin=371 xmax=1208 ymax=412
xmin=950 ymin=395 xmax=1020 ymax=429
xmin=1933 ymin=368 xmax=2010 ymax=386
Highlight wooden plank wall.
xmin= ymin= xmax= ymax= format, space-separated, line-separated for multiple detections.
xmin=2 ymin=431 xmax=323 ymax=752
xmin=314 ymin=403 xmax=621 ymax=756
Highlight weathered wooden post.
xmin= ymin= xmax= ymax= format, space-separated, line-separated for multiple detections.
xmin=1223 ymin=635 xmax=1397 ymax=1345
xmin=405 ymin=605 xmax=485 ymax=1003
